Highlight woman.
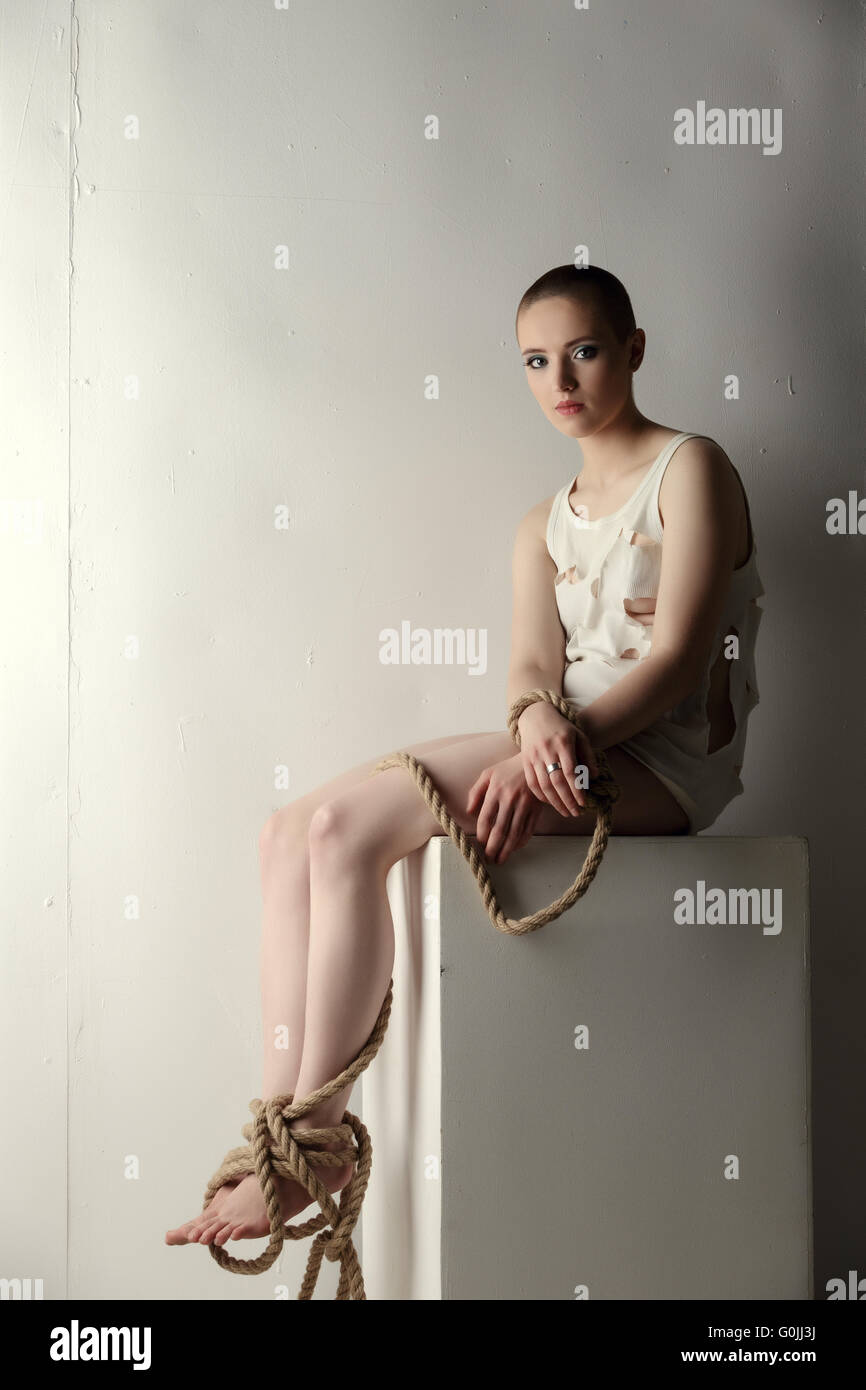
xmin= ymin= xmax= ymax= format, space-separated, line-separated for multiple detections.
xmin=166 ymin=264 xmax=763 ymax=1249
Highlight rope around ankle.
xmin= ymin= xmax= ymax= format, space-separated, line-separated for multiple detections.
xmin=201 ymin=689 xmax=618 ymax=1298
xmin=203 ymin=981 xmax=393 ymax=1299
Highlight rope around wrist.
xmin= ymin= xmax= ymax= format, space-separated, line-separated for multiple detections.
xmin=374 ymin=687 xmax=620 ymax=934
xmin=200 ymin=689 xmax=618 ymax=1299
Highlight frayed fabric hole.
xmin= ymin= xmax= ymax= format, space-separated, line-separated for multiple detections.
xmin=556 ymin=565 xmax=582 ymax=585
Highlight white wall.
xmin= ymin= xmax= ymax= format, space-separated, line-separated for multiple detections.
xmin=1 ymin=0 xmax=862 ymax=1298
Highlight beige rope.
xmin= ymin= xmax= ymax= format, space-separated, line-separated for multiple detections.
xmin=200 ymin=689 xmax=619 ymax=1298
xmin=369 ymin=689 xmax=620 ymax=935
xmin=203 ymin=981 xmax=393 ymax=1299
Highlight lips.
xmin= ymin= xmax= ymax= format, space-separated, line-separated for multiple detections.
xmin=556 ymin=403 xmax=584 ymax=412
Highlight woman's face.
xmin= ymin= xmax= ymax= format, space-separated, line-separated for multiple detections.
xmin=516 ymin=294 xmax=643 ymax=438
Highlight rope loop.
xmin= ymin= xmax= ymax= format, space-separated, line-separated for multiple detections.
xmin=200 ymin=980 xmax=392 ymax=1299
xmin=370 ymin=689 xmax=620 ymax=935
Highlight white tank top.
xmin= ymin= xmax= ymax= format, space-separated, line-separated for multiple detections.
xmin=545 ymin=431 xmax=764 ymax=781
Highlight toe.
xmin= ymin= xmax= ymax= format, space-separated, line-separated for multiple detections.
xmin=203 ymin=1211 xmax=231 ymax=1241
xmin=174 ymin=1219 xmax=203 ymax=1245
xmin=187 ymin=1200 xmax=223 ymax=1242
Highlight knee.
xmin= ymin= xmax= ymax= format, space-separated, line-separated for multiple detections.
xmin=258 ymin=804 xmax=310 ymax=867
xmin=307 ymin=798 xmax=371 ymax=866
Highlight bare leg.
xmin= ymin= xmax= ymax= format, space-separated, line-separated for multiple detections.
xmin=258 ymin=731 xmax=484 ymax=1103
xmin=165 ymin=728 xmax=484 ymax=1247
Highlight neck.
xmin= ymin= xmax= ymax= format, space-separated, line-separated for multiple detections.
xmin=576 ymin=404 xmax=660 ymax=484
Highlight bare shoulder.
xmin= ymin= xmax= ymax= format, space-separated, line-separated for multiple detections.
xmin=659 ymin=434 xmax=750 ymax=561
xmin=659 ymin=434 xmax=746 ymax=508
xmin=516 ymin=492 xmax=558 ymax=544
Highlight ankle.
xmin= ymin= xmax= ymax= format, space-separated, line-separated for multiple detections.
xmin=288 ymin=1107 xmax=336 ymax=1133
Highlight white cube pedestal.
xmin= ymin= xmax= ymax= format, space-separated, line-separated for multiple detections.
xmin=361 ymin=836 xmax=811 ymax=1300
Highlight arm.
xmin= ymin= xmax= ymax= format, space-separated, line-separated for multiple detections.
xmin=504 ymin=498 xmax=595 ymax=813
xmin=505 ymin=498 xmax=567 ymax=715
xmin=467 ymin=495 xmax=598 ymax=852
xmin=577 ymin=439 xmax=744 ymax=752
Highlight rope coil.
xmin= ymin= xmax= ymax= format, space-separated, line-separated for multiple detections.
xmin=200 ymin=689 xmax=618 ymax=1297
xmin=203 ymin=981 xmax=393 ymax=1298
xmin=373 ymin=689 xmax=620 ymax=935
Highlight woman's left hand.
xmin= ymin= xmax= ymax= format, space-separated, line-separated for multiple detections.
xmin=465 ymin=753 xmax=547 ymax=863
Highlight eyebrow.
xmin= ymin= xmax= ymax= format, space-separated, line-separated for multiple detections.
xmin=520 ymin=337 xmax=600 ymax=356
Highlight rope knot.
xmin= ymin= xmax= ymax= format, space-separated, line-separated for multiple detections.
xmin=200 ymin=982 xmax=393 ymax=1299
xmin=324 ymin=1224 xmax=353 ymax=1260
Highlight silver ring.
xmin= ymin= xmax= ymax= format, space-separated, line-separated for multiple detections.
xmin=545 ymin=761 xmax=561 ymax=774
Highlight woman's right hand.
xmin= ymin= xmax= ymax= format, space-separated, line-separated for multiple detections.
xmin=516 ymin=702 xmax=599 ymax=817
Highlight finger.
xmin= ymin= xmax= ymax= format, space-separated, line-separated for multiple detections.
xmin=512 ymin=803 xmax=544 ymax=855
xmin=561 ymin=739 xmax=596 ymax=813
xmin=484 ymin=801 xmax=515 ymax=863
xmin=514 ymin=825 xmax=535 ymax=854
xmin=535 ymin=759 xmax=572 ymax=817
xmin=492 ymin=803 xmax=530 ymax=863
xmin=526 ymin=753 xmax=560 ymax=812
xmin=465 ymin=770 xmax=488 ymax=813
xmin=484 ymin=803 xmax=515 ymax=863
xmin=474 ymin=795 xmax=498 ymax=852
xmin=550 ymin=741 xmax=584 ymax=815
xmin=523 ymin=762 xmax=546 ymax=803
xmin=510 ymin=809 xmax=536 ymax=858
xmin=559 ymin=731 xmax=597 ymax=811
xmin=554 ymin=735 xmax=585 ymax=811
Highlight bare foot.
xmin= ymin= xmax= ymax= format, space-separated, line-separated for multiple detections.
xmin=165 ymin=1138 xmax=354 ymax=1247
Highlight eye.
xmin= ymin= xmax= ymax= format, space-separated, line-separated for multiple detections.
xmin=524 ymin=345 xmax=597 ymax=369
